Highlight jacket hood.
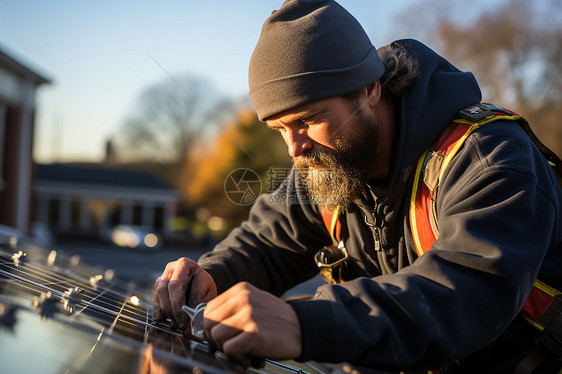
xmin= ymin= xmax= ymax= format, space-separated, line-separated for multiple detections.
xmin=372 ymin=39 xmax=482 ymax=197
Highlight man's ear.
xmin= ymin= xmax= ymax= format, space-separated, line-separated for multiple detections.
xmin=365 ymin=80 xmax=382 ymax=108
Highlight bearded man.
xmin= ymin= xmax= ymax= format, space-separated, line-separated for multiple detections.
xmin=153 ymin=0 xmax=562 ymax=372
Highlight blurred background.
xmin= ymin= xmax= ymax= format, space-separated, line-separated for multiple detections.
xmin=0 ymin=0 xmax=560 ymax=289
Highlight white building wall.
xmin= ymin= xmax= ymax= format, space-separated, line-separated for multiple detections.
xmin=0 ymin=65 xmax=20 ymax=102
xmin=34 ymin=182 xmax=180 ymax=237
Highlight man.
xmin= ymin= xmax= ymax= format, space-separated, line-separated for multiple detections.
xmin=153 ymin=0 xmax=562 ymax=372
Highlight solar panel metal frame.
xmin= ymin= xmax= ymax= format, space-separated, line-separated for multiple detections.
xmin=0 ymin=233 xmax=317 ymax=374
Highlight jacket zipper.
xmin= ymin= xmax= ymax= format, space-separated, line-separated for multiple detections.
xmin=364 ymin=209 xmax=382 ymax=251
xmin=373 ymin=226 xmax=381 ymax=252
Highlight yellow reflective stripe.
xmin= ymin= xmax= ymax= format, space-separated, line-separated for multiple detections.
xmin=454 ymin=115 xmax=522 ymax=126
xmin=521 ymin=280 xmax=560 ymax=332
xmin=438 ymin=123 xmax=482 ymax=182
xmin=412 ymin=115 xmax=523 ymax=256
xmin=534 ymin=279 xmax=561 ymax=296
xmin=522 ymin=314 xmax=545 ymax=332
xmin=410 ymin=149 xmax=428 ymax=257
xmin=446 ymin=116 xmax=523 ymax=180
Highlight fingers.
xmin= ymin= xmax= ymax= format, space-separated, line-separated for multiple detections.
xmin=152 ymin=265 xmax=174 ymax=321
xmin=206 ymin=312 xmax=245 ymax=350
xmin=152 ymin=258 xmax=192 ymax=328
xmin=206 ymin=297 xmax=265 ymax=366
xmin=207 ymin=312 xmax=260 ymax=366
xmin=159 ymin=278 xmax=179 ymax=328
xmin=169 ymin=262 xmax=194 ymax=330
xmin=203 ymin=283 xmax=246 ymax=343
xmin=202 ymin=282 xmax=302 ymax=365
xmin=250 ymin=357 xmax=266 ymax=369
xmin=203 ymin=283 xmax=248 ymax=352
xmin=152 ymin=257 xmax=218 ymax=332
xmin=222 ymin=329 xmax=260 ymax=366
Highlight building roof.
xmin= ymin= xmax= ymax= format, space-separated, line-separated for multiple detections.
xmin=36 ymin=163 xmax=175 ymax=191
xmin=0 ymin=45 xmax=51 ymax=85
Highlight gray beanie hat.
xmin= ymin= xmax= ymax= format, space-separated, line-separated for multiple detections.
xmin=249 ymin=0 xmax=384 ymax=120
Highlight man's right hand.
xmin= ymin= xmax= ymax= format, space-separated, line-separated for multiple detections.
xmin=152 ymin=257 xmax=217 ymax=331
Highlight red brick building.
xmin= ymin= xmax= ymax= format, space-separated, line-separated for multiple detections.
xmin=0 ymin=47 xmax=50 ymax=234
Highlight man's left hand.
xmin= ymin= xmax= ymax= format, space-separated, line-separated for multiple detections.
xmin=203 ymin=282 xmax=302 ymax=366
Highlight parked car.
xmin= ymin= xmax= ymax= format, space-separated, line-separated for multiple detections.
xmin=31 ymin=221 xmax=55 ymax=246
xmin=108 ymin=225 xmax=162 ymax=250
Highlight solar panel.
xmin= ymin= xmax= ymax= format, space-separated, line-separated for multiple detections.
xmin=0 ymin=233 xmax=320 ymax=374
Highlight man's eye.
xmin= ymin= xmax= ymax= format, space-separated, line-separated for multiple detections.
xmin=269 ymin=127 xmax=284 ymax=133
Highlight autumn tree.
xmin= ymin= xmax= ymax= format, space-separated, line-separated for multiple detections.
xmin=395 ymin=0 xmax=562 ymax=154
xmin=182 ymin=107 xmax=291 ymax=235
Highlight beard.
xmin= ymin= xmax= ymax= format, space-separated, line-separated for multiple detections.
xmin=293 ymin=110 xmax=380 ymax=212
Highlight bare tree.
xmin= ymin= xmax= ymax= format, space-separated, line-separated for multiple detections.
xmin=115 ymin=75 xmax=232 ymax=187
xmin=393 ymin=0 xmax=562 ymax=154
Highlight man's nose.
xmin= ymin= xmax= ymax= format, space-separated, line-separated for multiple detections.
xmin=286 ymin=128 xmax=312 ymax=157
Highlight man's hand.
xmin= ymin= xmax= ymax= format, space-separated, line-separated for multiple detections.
xmin=203 ymin=282 xmax=302 ymax=367
xmin=152 ymin=257 xmax=217 ymax=331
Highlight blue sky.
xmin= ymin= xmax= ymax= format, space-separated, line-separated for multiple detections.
xmin=0 ymin=0 xmax=490 ymax=163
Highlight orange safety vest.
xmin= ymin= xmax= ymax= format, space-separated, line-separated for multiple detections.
xmin=409 ymin=103 xmax=562 ymax=334
xmin=321 ymin=103 xmax=562 ymax=372
xmin=321 ymin=103 xmax=562 ymax=332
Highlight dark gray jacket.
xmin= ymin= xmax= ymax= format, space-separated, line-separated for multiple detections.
xmin=198 ymin=39 xmax=562 ymax=371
